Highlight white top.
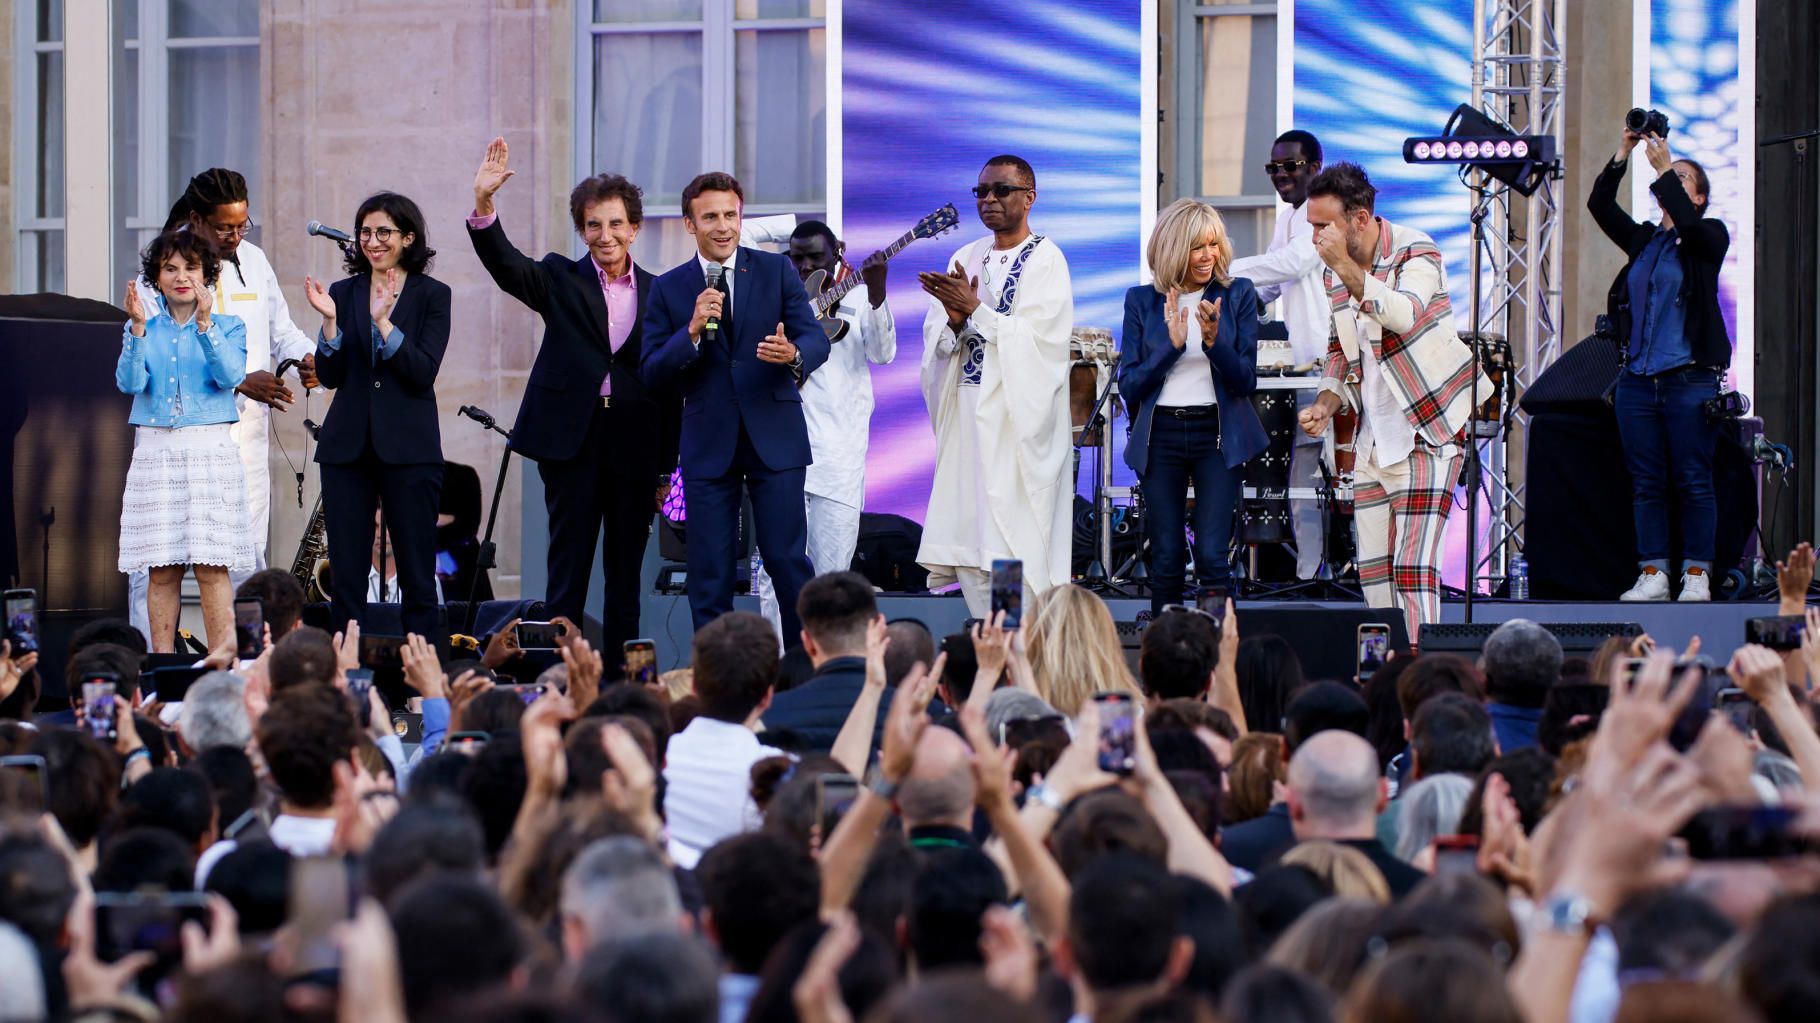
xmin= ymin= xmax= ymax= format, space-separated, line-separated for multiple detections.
xmin=366 ymin=566 xmax=444 ymax=604
xmin=1155 ymin=291 xmax=1219 ymax=407
xmin=268 ymin=813 xmax=337 ymax=857
xmin=1352 ymin=304 xmax=1416 ymax=467
xmin=802 ymin=285 xmax=897 ymax=507
xmin=661 ymin=716 xmax=782 ymax=869
xmin=1230 ymin=201 xmax=1329 ymax=367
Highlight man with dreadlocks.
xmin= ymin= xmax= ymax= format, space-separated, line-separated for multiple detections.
xmin=129 ymin=168 xmax=318 ymax=646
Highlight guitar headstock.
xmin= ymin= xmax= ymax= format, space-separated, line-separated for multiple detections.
xmin=915 ymin=204 xmax=962 ymax=241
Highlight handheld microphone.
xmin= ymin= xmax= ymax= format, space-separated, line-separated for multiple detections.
xmin=458 ymin=405 xmax=497 ymax=429
xmin=703 ymin=262 xmax=724 ymax=336
xmin=307 ymin=220 xmax=354 ymax=245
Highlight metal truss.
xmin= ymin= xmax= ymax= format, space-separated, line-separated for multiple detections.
xmin=1470 ymin=0 xmax=1565 ymax=592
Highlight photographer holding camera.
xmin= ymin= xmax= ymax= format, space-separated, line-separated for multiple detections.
xmin=1588 ymin=110 xmax=1732 ymax=602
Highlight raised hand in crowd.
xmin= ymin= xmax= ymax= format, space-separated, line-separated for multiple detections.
xmin=970 ymin=610 xmax=1011 ymax=714
xmin=600 ymin=721 xmax=662 ymax=844
xmin=1777 ymin=541 xmax=1814 ymax=613
xmin=61 ymin=890 xmax=153 ymax=1015
xmin=482 ymin=618 xmax=523 ymax=670
xmin=400 ymin=632 xmax=448 ymax=700
xmin=0 ymin=640 xmax=35 ymax=704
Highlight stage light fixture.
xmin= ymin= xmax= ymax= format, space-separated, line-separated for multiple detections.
xmin=1402 ymin=103 xmax=1556 ymax=196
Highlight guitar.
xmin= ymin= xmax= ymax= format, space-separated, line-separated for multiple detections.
xmin=803 ymin=204 xmax=961 ymax=342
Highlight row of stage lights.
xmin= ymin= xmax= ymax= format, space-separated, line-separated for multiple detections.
xmin=1409 ymin=137 xmax=1533 ymax=162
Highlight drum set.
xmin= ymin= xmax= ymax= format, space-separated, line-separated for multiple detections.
xmin=1067 ymin=328 xmax=1360 ymax=596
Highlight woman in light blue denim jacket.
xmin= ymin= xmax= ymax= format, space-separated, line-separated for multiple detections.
xmin=117 ymin=229 xmax=250 ymax=653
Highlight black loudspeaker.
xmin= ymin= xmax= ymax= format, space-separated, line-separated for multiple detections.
xmin=1519 ymin=334 xmax=1622 ymax=416
xmin=852 ymin=513 xmax=928 ymax=593
xmin=1122 ymin=606 xmax=1410 ymax=683
xmin=1418 ymin=621 xmax=1643 ymax=659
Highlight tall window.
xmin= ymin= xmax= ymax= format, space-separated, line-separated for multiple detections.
xmin=580 ymin=0 xmax=827 ymax=268
xmin=114 ymin=0 xmax=261 ymax=286
xmin=15 ymin=0 xmax=67 ymax=293
xmin=1170 ymin=0 xmax=1279 ymax=259
xmin=12 ymin=2 xmax=258 ymax=293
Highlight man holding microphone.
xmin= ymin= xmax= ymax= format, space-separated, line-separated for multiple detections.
xmin=641 ymin=173 xmax=829 ymax=642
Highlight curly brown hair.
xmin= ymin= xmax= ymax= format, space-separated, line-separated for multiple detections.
xmin=139 ymin=229 xmax=223 ymax=291
xmin=255 ymin=684 xmax=357 ymax=810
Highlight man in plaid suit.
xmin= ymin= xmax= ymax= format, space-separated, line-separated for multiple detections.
xmin=1296 ymin=163 xmax=1491 ymax=635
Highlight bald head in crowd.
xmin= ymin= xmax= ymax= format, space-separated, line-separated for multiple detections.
xmin=897 ymin=727 xmax=976 ymax=830
xmin=1285 ymin=731 xmax=1385 ymax=841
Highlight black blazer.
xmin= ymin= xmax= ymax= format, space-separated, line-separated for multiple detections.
xmin=468 ymin=218 xmax=680 ymax=475
xmin=1587 ymin=156 xmax=1732 ymax=370
xmin=314 ymin=272 xmax=451 ymax=466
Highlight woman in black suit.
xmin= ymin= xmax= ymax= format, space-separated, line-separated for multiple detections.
xmin=302 ymin=192 xmax=450 ymax=639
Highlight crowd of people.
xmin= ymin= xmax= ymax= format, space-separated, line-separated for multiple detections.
xmin=3 ymin=537 xmax=1820 ymax=1023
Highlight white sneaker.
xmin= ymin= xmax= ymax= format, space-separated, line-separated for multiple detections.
xmin=1678 ymin=571 xmax=1712 ymax=602
xmin=1620 ymin=571 xmax=1670 ymax=601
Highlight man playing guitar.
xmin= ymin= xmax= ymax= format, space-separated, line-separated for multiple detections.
xmin=752 ymin=221 xmax=896 ymax=631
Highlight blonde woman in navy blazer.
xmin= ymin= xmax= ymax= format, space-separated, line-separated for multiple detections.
xmin=1118 ymin=199 xmax=1267 ymax=613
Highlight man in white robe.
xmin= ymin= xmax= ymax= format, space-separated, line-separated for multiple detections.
xmin=916 ymin=155 xmax=1074 ymax=617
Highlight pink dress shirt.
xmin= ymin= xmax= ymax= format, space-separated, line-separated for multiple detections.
xmin=467 ymin=210 xmax=636 ymax=396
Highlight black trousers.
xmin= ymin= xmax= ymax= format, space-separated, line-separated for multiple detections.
xmin=321 ymin=446 xmax=444 ymax=641
xmin=538 ymin=401 xmax=657 ymax=671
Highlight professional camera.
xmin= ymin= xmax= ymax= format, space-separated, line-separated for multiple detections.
xmin=1626 ymin=107 xmax=1671 ymax=139
xmin=1702 ymin=389 xmax=1749 ymax=423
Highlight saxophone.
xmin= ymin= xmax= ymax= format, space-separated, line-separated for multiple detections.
xmin=291 ymin=496 xmax=331 ymax=603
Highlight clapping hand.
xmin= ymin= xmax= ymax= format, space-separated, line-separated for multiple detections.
xmin=1195 ymin=296 xmax=1223 ymax=349
xmin=1164 ymin=288 xmax=1189 ymax=350
xmin=304 ymin=275 xmax=337 ymax=333
xmin=123 ymin=280 xmax=149 ymax=336
xmin=919 ymin=261 xmax=980 ymax=326
xmin=193 ymin=275 xmax=214 ymax=331
xmin=370 ymin=268 xmax=402 ymax=329
xmin=473 ymin=136 xmax=515 ymax=216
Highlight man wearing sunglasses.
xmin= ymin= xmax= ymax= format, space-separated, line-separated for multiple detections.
xmin=915 ymin=156 xmax=1075 ymax=618
xmin=1231 ymin=131 xmax=1330 ymax=581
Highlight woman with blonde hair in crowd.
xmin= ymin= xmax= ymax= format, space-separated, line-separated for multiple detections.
xmin=1022 ymin=583 xmax=1139 ymax=715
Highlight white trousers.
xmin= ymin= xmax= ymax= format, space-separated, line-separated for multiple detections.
xmin=129 ymin=411 xmax=270 ymax=642
xmin=757 ymin=492 xmax=862 ymax=640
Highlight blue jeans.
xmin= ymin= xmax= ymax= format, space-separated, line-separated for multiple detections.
xmin=1143 ymin=408 xmax=1244 ymax=612
xmin=1614 ymin=365 xmax=1720 ymax=570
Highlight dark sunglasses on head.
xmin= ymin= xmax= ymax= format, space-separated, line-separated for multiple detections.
xmin=971 ymin=183 xmax=1032 ymax=199
xmin=1263 ymin=158 xmax=1311 ymax=175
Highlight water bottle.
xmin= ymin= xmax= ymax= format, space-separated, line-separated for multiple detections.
xmin=1508 ymin=554 xmax=1529 ymax=601
xmin=750 ymin=550 xmax=764 ymax=594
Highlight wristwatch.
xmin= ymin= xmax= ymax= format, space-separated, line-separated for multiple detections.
xmin=1540 ymin=892 xmax=1595 ymax=936
xmin=867 ymin=772 xmax=900 ymax=800
xmin=1026 ymin=781 xmax=1065 ymax=812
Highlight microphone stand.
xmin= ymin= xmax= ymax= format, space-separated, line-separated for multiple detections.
xmin=458 ymin=406 xmax=514 ymax=638
xmin=1463 ymin=184 xmax=1495 ymax=625
xmin=1076 ymin=367 xmax=1127 ymax=594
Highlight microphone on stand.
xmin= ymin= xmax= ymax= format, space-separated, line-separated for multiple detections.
xmin=703 ymin=262 xmax=724 ymax=337
xmin=306 ymin=220 xmax=354 ymax=245
xmin=458 ymin=405 xmax=497 ymax=430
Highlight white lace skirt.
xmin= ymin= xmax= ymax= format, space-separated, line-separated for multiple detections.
xmin=118 ymin=424 xmax=256 ymax=573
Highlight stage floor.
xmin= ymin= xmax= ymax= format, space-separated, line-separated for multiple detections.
xmin=640 ymin=589 xmax=1780 ymax=674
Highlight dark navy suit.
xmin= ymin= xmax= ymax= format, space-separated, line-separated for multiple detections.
xmin=759 ymin=656 xmax=894 ymax=753
xmin=1118 ymin=277 xmax=1267 ymax=609
xmin=640 ymin=246 xmax=829 ymax=639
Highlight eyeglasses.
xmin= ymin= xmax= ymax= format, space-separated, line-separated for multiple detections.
xmin=357 ymin=226 xmax=401 ymax=243
xmin=971 ymin=183 xmax=1032 ymax=199
xmin=1159 ymin=604 xmax=1220 ymax=623
xmin=1263 ymin=158 xmax=1311 ymax=175
xmin=206 ymin=217 xmax=255 ymax=239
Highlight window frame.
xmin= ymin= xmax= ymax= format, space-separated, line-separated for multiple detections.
xmin=13 ymin=2 xmax=65 ymax=291
xmin=574 ymin=2 xmax=829 ymax=263
xmin=1170 ymin=1 xmax=1282 ymax=258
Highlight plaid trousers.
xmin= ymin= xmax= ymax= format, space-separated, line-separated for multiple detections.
xmin=1354 ymin=440 xmax=1461 ymax=638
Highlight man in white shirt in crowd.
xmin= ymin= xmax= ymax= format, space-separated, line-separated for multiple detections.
xmin=1230 ymin=130 xmax=1330 ymax=579
xmin=756 ymin=221 xmax=896 ymax=631
xmin=661 ymin=611 xmax=785 ymax=868
xmin=130 ymin=169 xmax=318 ymax=645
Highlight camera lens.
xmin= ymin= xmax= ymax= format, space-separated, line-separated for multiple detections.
xmin=1626 ymin=108 xmax=1650 ymax=132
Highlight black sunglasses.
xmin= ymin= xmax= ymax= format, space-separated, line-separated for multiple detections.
xmin=1263 ymin=158 xmax=1311 ymax=175
xmin=971 ymin=183 xmax=1032 ymax=199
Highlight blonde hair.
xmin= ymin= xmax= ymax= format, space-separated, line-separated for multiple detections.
xmin=1147 ymin=198 xmax=1234 ymax=293
xmin=1279 ymin=840 xmax=1392 ymax=904
xmin=1023 ymin=584 xmax=1140 ymax=716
